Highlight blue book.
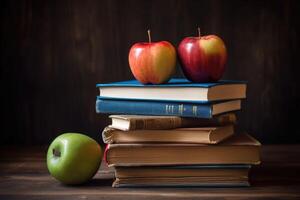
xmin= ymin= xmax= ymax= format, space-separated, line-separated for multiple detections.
xmin=96 ymin=97 xmax=241 ymax=118
xmin=96 ymin=78 xmax=247 ymax=103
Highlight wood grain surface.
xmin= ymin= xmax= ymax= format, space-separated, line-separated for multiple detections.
xmin=1 ymin=0 xmax=299 ymax=144
xmin=1 ymin=145 xmax=300 ymax=199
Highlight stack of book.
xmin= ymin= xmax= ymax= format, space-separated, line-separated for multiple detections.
xmin=96 ymin=78 xmax=261 ymax=187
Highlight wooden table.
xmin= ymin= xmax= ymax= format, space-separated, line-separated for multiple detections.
xmin=1 ymin=145 xmax=300 ymax=199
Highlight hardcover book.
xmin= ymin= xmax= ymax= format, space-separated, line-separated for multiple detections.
xmin=114 ymin=165 xmax=251 ymax=179
xmin=105 ymin=133 xmax=261 ymax=167
xmin=109 ymin=113 xmax=237 ymax=131
xmin=113 ymin=177 xmax=250 ymax=188
xmin=96 ymin=78 xmax=247 ymax=102
xmin=113 ymin=165 xmax=251 ymax=187
xmin=96 ymin=98 xmax=241 ymax=118
xmin=102 ymin=125 xmax=234 ymax=144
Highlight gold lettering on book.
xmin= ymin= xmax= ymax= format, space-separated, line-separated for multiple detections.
xmin=178 ymin=104 xmax=183 ymax=115
xmin=166 ymin=105 xmax=173 ymax=114
xmin=192 ymin=106 xmax=198 ymax=116
xmin=135 ymin=119 xmax=145 ymax=130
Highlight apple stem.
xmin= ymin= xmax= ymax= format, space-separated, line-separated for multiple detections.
xmin=198 ymin=27 xmax=201 ymax=38
xmin=147 ymin=29 xmax=151 ymax=43
xmin=53 ymin=149 xmax=61 ymax=157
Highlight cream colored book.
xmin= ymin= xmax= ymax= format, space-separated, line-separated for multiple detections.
xmin=109 ymin=113 xmax=236 ymax=131
xmin=102 ymin=125 xmax=234 ymax=144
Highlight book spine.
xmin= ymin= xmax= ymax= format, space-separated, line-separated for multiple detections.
xmin=129 ymin=117 xmax=182 ymax=130
xmin=181 ymin=113 xmax=237 ymax=127
xmin=103 ymin=144 xmax=109 ymax=165
xmin=216 ymin=113 xmax=237 ymax=125
xmin=96 ymin=99 xmax=213 ymax=118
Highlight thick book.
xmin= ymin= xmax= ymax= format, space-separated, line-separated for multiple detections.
xmin=96 ymin=78 xmax=247 ymax=102
xmin=102 ymin=125 xmax=234 ymax=144
xmin=113 ymin=177 xmax=249 ymax=187
xmin=113 ymin=165 xmax=250 ymax=187
xmin=96 ymin=98 xmax=241 ymax=118
xmin=109 ymin=113 xmax=236 ymax=131
xmin=115 ymin=165 xmax=250 ymax=179
xmin=106 ymin=133 xmax=261 ymax=167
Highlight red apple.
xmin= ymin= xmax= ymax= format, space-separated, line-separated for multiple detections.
xmin=178 ymin=28 xmax=227 ymax=82
xmin=128 ymin=30 xmax=176 ymax=84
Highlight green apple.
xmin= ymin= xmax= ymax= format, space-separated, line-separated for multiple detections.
xmin=47 ymin=133 xmax=102 ymax=185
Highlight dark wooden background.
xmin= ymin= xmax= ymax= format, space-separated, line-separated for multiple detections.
xmin=1 ymin=0 xmax=299 ymax=145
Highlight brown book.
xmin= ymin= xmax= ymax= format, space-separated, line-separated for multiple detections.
xmin=113 ymin=177 xmax=250 ymax=187
xmin=115 ymin=165 xmax=250 ymax=179
xmin=106 ymin=133 xmax=261 ymax=167
xmin=102 ymin=125 xmax=234 ymax=144
xmin=109 ymin=113 xmax=237 ymax=131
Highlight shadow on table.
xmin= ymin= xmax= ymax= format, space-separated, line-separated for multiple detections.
xmin=83 ymin=177 xmax=114 ymax=187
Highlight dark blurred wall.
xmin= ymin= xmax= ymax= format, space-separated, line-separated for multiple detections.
xmin=1 ymin=0 xmax=299 ymax=145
